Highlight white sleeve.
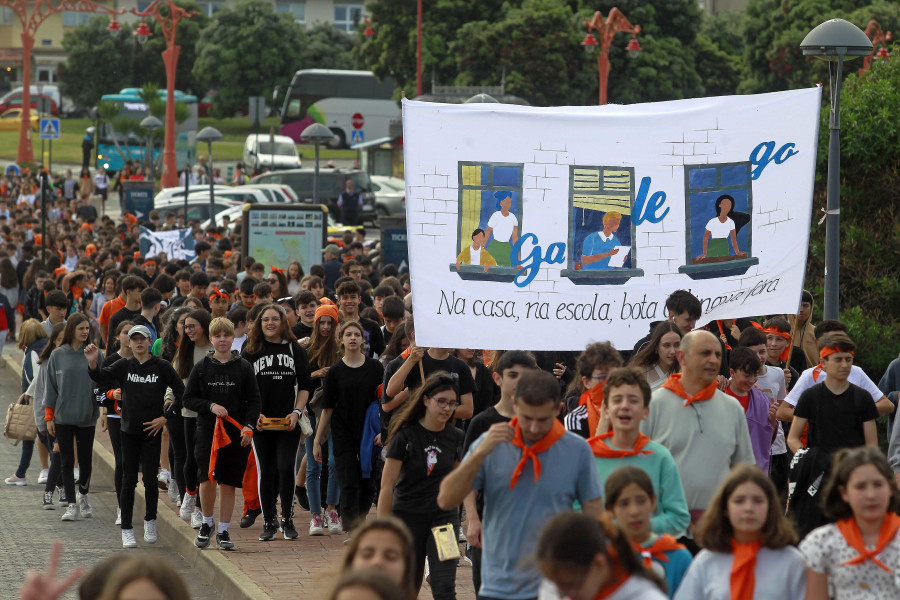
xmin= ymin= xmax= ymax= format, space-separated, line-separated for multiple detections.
xmin=784 ymin=368 xmax=814 ymax=406
xmin=852 ymin=366 xmax=886 ymax=402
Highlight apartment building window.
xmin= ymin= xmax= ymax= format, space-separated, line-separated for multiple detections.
xmin=276 ymin=1 xmax=305 ymax=26
xmin=63 ymin=11 xmax=93 ymax=27
xmin=333 ymin=4 xmax=363 ymax=33
xmin=1 ymin=7 xmax=15 ymax=25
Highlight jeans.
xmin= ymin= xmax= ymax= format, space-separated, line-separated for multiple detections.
xmin=253 ymin=427 xmax=303 ymax=522
xmin=54 ymin=424 xmax=95 ymax=501
xmin=183 ymin=416 xmax=198 ymax=495
xmin=107 ymin=417 xmax=123 ymax=503
xmin=165 ymin=413 xmax=186 ymax=499
xmin=305 ymin=432 xmax=339 ymax=514
xmin=119 ymin=430 xmax=162 ymax=529
xmin=15 ymin=440 xmax=34 ymax=479
xmin=393 ymin=509 xmax=459 ymax=600
xmin=334 ymin=450 xmax=374 ymax=532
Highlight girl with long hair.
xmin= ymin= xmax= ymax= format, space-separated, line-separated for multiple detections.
xmin=605 ymin=466 xmax=692 ymax=598
xmin=313 ymin=320 xmax=384 ymax=535
xmin=4 ymin=319 xmax=48 ymax=486
xmin=156 ymin=306 xmax=191 ymax=507
xmin=44 ymin=313 xmax=103 ymax=521
xmin=241 ymin=303 xmax=310 ymax=541
xmin=380 ymin=323 xmax=409 ymax=367
xmin=800 ymin=447 xmax=900 ymax=599
xmin=341 ymin=517 xmax=417 ymax=598
xmin=287 ymin=261 xmax=304 ymax=295
xmin=36 ymin=322 xmax=66 ymax=508
xmin=64 ymin=270 xmax=93 ymax=317
xmin=301 ymin=303 xmax=343 ymax=535
xmin=536 ymin=511 xmax=668 ymax=600
xmin=675 ymin=464 xmax=805 ymax=599
xmin=629 ymin=321 xmax=682 ymax=391
xmin=378 ymin=371 xmax=463 ymax=599
xmin=266 ymin=268 xmax=288 ymax=300
xmin=173 ymin=308 xmax=211 ymax=527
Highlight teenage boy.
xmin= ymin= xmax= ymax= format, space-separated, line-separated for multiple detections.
xmin=462 ymin=350 xmax=536 ymax=593
xmin=380 ymin=296 xmax=405 ymax=343
xmin=372 ymin=285 xmax=393 ymax=317
xmin=252 ymin=282 xmax=273 ymax=305
xmin=588 ymin=366 xmax=689 ymax=537
xmin=336 ymin=280 xmax=384 ymax=358
xmin=228 ymin=307 xmax=250 ymax=352
xmin=277 ymin=296 xmax=299 ymax=327
xmin=724 ymin=347 xmax=775 ymax=472
xmin=438 ymin=370 xmax=603 ymax=600
xmin=187 ymin=272 xmax=211 ymax=311
xmin=209 ymin=288 xmax=229 ymax=318
xmin=291 ymin=290 xmax=317 ymax=340
xmin=758 ymin=317 xmax=801 ymax=387
xmin=632 ymin=290 xmax=701 ymax=354
xmin=183 ymin=317 xmax=261 ymax=551
xmin=108 ymin=276 xmax=148 ymax=349
xmin=130 ymin=288 xmax=163 ymax=343
xmin=85 ymin=325 xmax=185 ymax=549
xmin=236 ymin=277 xmax=258 ymax=310
xmin=564 ymin=341 xmax=623 ymax=437
xmin=41 ymin=290 xmax=69 ymax=336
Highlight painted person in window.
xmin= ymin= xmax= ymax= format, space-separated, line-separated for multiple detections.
xmin=580 ymin=211 xmax=623 ymax=270
xmin=696 ymin=194 xmax=749 ymax=261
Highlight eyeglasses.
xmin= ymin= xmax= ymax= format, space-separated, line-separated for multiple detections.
xmin=267 ymin=279 xmax=278 ymax=284
xmin=183 ymin=324 xmax=197 ymax=331
xmin=589 ymin=374 xmax=608 ymax=382
xmin=433 ymin=397 xmax=461 ymax=410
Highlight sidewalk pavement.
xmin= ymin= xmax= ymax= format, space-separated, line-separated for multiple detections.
xmin=1 ymin=350 xmax=476 ymax=599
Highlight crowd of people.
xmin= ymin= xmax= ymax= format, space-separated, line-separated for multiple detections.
xmin=3 ymin=184 xmax=900 ymax=600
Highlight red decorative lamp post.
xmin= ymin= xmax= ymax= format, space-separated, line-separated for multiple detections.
xmin=581 ymin=8 xmax=641 ymax=105
xmin=858 ymin=19 xmax=892 ymax=75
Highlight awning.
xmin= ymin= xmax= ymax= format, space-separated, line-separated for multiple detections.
xmin=0 ymin=48 xmax=24 ymax=65
xmin=350 ymin=136 xmax=400 ymax=150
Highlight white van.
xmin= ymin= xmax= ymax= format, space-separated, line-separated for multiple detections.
xmin=243 ymin=134 xmax=302 ymax=171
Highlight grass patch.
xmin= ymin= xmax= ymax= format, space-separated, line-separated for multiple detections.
xmin=0 ymin=116 xmax=357 ymax=167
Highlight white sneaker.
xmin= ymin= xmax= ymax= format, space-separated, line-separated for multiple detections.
xmin=157 ymin=469 xmax=171 ymax=490
xmin=191 ymin=509 xmax=203 ymax=529
xmin=61 ymin=504 xmax=78 ymax=521
xmin=78 ymin=494 xmax=92 ymax=518
xmin=115 ymin=508 xmax=121 ymax=525
xmin=144 ymin=519 xmax=158 ymax=543
xmin=309 ymin=514 xmax=325 ymax=536
xmin=326 ymin=509 xmax=343 ymax=534
xmin=122 ymin=529 xmax=138 ymax=549
xmin=4 ymin=475 xmax=26 ymax=486
xmin=167 ymin=478 xmax=179 ymax=503
xmin=37 ymin=468 xmax=49 ymax=484
xmin=179 ymin=493 xmax=196 ymax=521
xmin=73 ymin=467 xmax=80 ymax=481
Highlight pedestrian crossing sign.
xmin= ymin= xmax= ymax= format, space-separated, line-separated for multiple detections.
xmin=351 ymin=130 xmax=364 ymax=144
xmin=40 ymin=118 xmax=60 ymax=140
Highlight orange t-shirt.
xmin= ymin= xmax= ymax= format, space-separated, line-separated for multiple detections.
xmin=99 ymin=295 xmax=126 ymax=326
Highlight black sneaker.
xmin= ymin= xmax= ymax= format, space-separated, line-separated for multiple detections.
xmin=259 ymin=521 xmax=277 ymax=542
xmin=295 ymin=487 xmax=310 ymax=512
xmin=216 ymin=530 xmax=234 ymax=550
xmin=195 ymin=523 xmax=212 ymax=549
xmin=57 ymin=487 xmax=67 ymax=504
xmin=42 ymin=491 xmax=55 ymax=510
xmin=281 ymin=518 xmax=299 ymax=540
xmin=240 ymin=507 xmax=261 ymax=528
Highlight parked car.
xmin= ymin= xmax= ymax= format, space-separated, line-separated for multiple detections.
xmin=154 ymin=184 xmax=232 ymax=204
xmin=0 ymin=108 xmax=39 ymax=132
xmin=243 ymin=183 xmax=298 ymax=203
xmin=243 ymin=134 xmax=302 ymax=171
xmin=0 ymin=91 xmax=58 ymax=116
xmin=154 ymin=197 xmax=241 ymax=223
xmin=249 ymin=168 xmax=376 ymax=223
xmin=369 ymin=175 xmax=406 ymax=218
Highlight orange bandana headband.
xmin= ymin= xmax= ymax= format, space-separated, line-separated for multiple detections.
xmin=209 ymin=288 xmax=229 ymax=302
xmin=270 ymin=265 xmax=285 ymax=275
xmin=820 ymin=346 xmax=854 ymax=359
xmin=751 ymin=321 xmax=791 ymax=362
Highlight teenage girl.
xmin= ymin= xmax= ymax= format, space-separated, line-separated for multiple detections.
xmin=536 ymin=511 xmax=668 ymax=600
xmin=158 ymin=307 xmax=191 ymax=506
xmin=605 ymin=466 xmax=692 ymax=598
xmin=675 ymin=464 xmax=806 ymax=599
xmin=628 ymin=322 xmax=682 ymax=391
xmin=342 ymin=517 xmax=417 ymax=599
xmin=34 ymin=323 xmax=65 ymax=509
xmin=378 ymin=372 xmax=464 ymax=599
xmin=800 ymin=446 xmax=900 ymax=599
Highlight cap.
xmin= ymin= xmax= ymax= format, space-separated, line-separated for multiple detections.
xmin=322 ymin=243 xmax=340 ymax=255
xmin=127 ymin=325 xmax=152 ymax=339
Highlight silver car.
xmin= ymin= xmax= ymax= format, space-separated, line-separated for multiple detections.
xmin=370 ymin=175 xmax=406 ymax=218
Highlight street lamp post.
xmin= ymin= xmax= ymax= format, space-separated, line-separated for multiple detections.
xmin=133 ymin=0 xmax=198 ymax=190
xmin=0 ymin=0 xmax=124 ymax=166
xmin=800 ymin=18 xmax=872 ymax=320
xmin=196 ymin=126 xmax=222 ymax=226
xmin=141 ymin=115 xmax=162 ymax=183
xmin=581 ymin=8 xmax=641 ymax=105
xmin=302 ymin=123 xmax=338 ymax=210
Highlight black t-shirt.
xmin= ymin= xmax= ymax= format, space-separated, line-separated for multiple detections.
xmin=292 ymin=322 xmax=314 ymax=340
xmin=356 ymin=317 xmax=385 ymax=359
xmin=463 ymin=407 xmax=511 ymax=518
xmin=107 ymin=306 xmax=142 ymax=349
xmin=322 ymin=357 xmax=384 ymax=455
xmin=386 ymin=422 xmax=463 ymax=514
xmin=241 ymin=339 xmax=311 ymax=417
xmin=402 ymin=353 xmax=476 ymax=397
xmin=794 ymin=382 xmax=879 ymax=452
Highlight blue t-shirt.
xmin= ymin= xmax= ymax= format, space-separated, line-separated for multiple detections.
xmin=581 ymin=232 xmax=620 ymax=269
xmin=469 ymin=430 xmax=603 ymax=599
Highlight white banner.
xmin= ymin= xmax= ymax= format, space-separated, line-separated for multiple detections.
xmin=402 ymin=89 xmax=821 ymax=350
xmin=139 ymin=227 xmax=196 ymax=263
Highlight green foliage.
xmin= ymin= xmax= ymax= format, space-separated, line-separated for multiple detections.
xmin=60 ymin=18 xmax=136 ymax=108
xmin=192 ymin=0 xmax=305 ymax=118
xmin=132 ymin=0 xmax=209 ymax=95
xmin=839 ymin=306 xmax=900 ymax=381
xmin=296 ymin=23 xmax=358 ymax=70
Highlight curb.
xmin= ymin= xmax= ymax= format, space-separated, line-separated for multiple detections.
xmin=3 ymin=353 xmax=271 ymax=600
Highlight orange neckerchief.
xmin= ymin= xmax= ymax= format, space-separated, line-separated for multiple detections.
xmin=836 ymin=514 xmax=900 ymax=573
xmin=716 ymin=320 xmax=732 ymax=350
xmin=588 ymin=431 xmax=654 ymax=459
xmin=661 ymin=374 xmax=718 ymax=407
xmin=634 ymin=534 xmax=686 ymax=568
xmin=730 ymin=538 xmax=761 ymax=600
xmin=751 ymin=321 xmax=791 ymax=362
xmin=812 ymin=364 xmax=824 ymax=382
xmin=209 ymin=415 xmax=252 ymax=482
xmin=594 ymin=550 xmax=630 ymax=600
xmin=578 ymin=381 xmax=606 ymax=437
xmin=508 ymin=416 xmax=566 ymax=490
xmin=71 ymin=285 xmax=83 ymax=300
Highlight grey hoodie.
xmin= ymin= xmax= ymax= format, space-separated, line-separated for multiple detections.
xmin=43 ymin=344 xmax=103 ymax=427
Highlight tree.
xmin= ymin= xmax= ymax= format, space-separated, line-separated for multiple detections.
xmin=132 ymin=0 xmax=209 ymax=95
xmin=60 ymin=17 xmax=136 ymax=108
xmin=192 ymin=0 xmax=305 ymax=117
xmin=296 ymin=22 xmax=358 ymax=70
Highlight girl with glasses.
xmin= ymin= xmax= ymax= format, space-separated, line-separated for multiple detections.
xmin=377 ymin=371 xmax=464 ymax=600
xmin=267 ymin=269 xmax=288 ymax=300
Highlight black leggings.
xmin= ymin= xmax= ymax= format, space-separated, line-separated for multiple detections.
xmin=334 ymin=451 xmax=374 ymax=532
xmin=183 ymin=416 xmax=199 ymax=494
xmin=107 ymin=417 xmax=123 ymax=504
xmin=253 ymin=428 xmax=303 ymax=522
xmin=119 ymin=430 xmax=162 ymax=529
xmin=42 ymin=432 xmax=63 ymax=494
xmin=166 ymin=413 xmax=186 ymax=499
xmin=54 ymin=424 xmax=95 ymax=502
xmin=393 ymin=509 xmax=460 ymax=600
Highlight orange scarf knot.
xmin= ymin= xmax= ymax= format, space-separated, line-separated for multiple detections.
xmin=730 ymin=538 xmax=761 ymax=600
xmin=578 ymin=381 xmax=606 ymax=437
xmin=633 ymin=534 xmax=686 ymax=569
xmin=508 ymin=416 xmax=566 ymax=490
xmin=836 ymin=514 xmax=900 ymax=573
xmin=588 ymin=431 xmax=654 ymax=459
xmin=661 ymin=374 xmax=718 ymax=407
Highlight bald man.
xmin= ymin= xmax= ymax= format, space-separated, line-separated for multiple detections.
xmin=641 ymin=330 xmax=754 ymax=548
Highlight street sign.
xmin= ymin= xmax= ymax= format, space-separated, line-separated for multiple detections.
xmin=351 ymin=113 xmax=364 ymax=129
xmin=351 ymin=130 xmax=364 ymax=144
xmin=249 ymin=96 xmax=266 ymax=125
xmin=40 ymin=118 xmax=60 ymax=140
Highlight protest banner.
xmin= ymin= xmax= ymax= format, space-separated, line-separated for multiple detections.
xmin=139 ymin=227 xmax=196 ymax=262
xmin=402 ymin=88 xmax=821 ymax=350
